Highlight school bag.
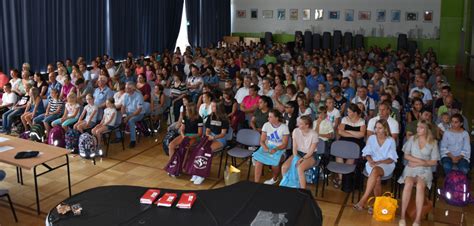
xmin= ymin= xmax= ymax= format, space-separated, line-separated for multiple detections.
xmin=65 ymin=129 xmax=81 ymax=153
xmin=48 ymin=126 xmax=65 ymax=148
xmin=30 ymin=124 xmax=46 ymax=143
xmin=184 ymin=137 xmax=213 ymax=178
xmin=164 ymin=137 xmax=190 ymax=176
xmin=162 ymin=129 xmax=179 ymax=156
xmin=78 ymin=132 xmax=99 ymax=159
xmin=439 ymin=170 xmax=474 ymax=206
xmin=19 ymin=131 xmax=30 ymax=140
xmin=305 ymin=166 xmax=320 ymax=184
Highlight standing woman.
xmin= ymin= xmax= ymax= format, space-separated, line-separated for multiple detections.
xmin=440 ymin=113 xmax=471 ymax=175
xmin=137 ymin=74 xmax=151 ymax=102
xmin=192 ymin=100 xmax=229 ymax=185
xmin=253 ymin=109 xmax=290 ymax=185
xmin=281 ymin=116 xmax=319 ymax=188
xmin=398 ymin=120 xmax=439 ymax=226
xmin=353 ymin=119 xmax=398 ymax=212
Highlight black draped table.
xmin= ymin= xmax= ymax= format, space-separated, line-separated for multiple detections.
xmin=47 ymin=181 xmax=322 ymax=226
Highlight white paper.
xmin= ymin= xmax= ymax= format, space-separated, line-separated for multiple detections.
xmin=0 ymin=146 xmax=14 ymax=153
xmin=0 ymin=137 xmax=10 ymax=143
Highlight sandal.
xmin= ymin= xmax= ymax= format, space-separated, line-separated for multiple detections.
xmin=352 ymin=204 xmax=364 ymax=211
xmin=332 ymin=178 xmax=341 ymax=188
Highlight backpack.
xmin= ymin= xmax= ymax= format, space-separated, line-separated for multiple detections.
xmin=304 ymin=166 xmax=320 ymax=184
xmin=48 ymin=126 xmax=65 ymax=147
xmin=162 ymin=129 xmax=179 ymax=156
xmin=30 ymin=124 xmax=45 ymax=143
xmin=19 ymin=131 xmax=30 ymax=140
xmin=78 ymin=133 xmax=99 ymax=159
xmin=439 ymin=170 xmax=474 ymax=206
xmin=65 ymin=129 xmax=81 ymax=153
xmin=165 ymin=137 xmax=190 ymax=176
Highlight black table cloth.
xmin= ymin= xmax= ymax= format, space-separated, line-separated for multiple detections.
xmin=47 ymin=181 xmax=322 ymax=226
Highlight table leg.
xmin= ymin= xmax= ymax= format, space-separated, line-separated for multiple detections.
xmin=33 ymin=166 xmax=40 ymax=215
xmin=19 ymin=168 xmax=23 ymax=185
xmin=16 ymin=167 xmax=19 ymax=183
xmin=66 ymin=155 xmax=72 ymax=197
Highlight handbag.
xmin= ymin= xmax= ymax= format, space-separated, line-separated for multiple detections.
xmin=164 ymin=137 xmax=190 ymax=176
xmin=367 ymin=192 xmax=398 ymax=222
xmin=224 ymin=165 xmax=241 ymax=186
xmin=184 ymin=137 xmax=213 ymax=178
xmin=406 ymin=196 xmax=433 ymax=220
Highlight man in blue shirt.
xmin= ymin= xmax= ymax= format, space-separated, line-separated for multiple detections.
xmin=93 ymin=76 xmax=114 ymax=118
xmin=46 ymin=72 xmax=62 ymax=100
xmin=120 ymin=67 xmax=136 ymax=84
xmin=306 ymin=66 xmax=325 ymax=94
xmin=120 ymin=82 xmax=144 ymax=148
xmin=341 ymin=77 xmax=355 ymax=102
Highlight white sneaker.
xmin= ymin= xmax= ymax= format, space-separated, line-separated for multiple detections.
xmin=264 ymin=177 xmax=278 ymax=185
xmin=193 ymin=176 xmax=205 ymax=185
xmin=190 ymin=175 xmax=197 ymax=182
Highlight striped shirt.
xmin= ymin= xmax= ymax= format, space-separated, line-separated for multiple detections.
xmin=170 ymin=81 xmax=187 ymax=97
xmin=49 ymin=98 xmax=63 ymax=113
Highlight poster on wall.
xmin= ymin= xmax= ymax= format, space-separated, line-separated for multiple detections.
xmin=290 ymin=9 xmax=298 ymax=20
xmin=250 ymin=9 xmax=258 ymax=19
xmin=263 ymin=10 xmax=273 ymax=19
xmin=345 ymin=9 xmax=354 ymax=21
xmin=376 ymin=9 xmax=386 ymax=22
xmin=277 ymin=9 xmax=286 ymax=20
xmin=423 ymin=10 xmax=433 ymax=22
xmin=406 ymin=12 xmax=418 ymax=21
xmin=236 ymin=10 xmax=246 ymax=18
xmin=358 ymin=11 xmax=371 ymax=20
xmin=303 ymin=9 xmax=311 ymax=20
xmin=328 ymin=11 xmax=340 ymax=20
xmin=391 ymin=10 xmax=401 ymax=22
xmin=314 ymin=9 xmax=323 ymax=20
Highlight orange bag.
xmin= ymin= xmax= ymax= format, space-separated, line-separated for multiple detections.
xmin=367 ymin=192 xmax=398 ymax=222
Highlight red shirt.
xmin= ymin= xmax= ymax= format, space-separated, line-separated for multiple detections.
xmin=0 ymin=72 xmax=9 ymax=89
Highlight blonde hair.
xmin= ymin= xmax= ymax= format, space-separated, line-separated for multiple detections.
xmin=376 ymin=119 xmax=392 ymax=138
xmin=414 ymin=120 xmax=436 ymax=144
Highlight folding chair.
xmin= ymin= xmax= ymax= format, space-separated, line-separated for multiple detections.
xmin=224 ymin=129 xmax=261 ymax=180
xmin=212 ymin=127 xmax=234 ymax=178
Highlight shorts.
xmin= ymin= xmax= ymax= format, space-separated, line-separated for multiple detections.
xmin=211 ymin=132 xmax=226 ymax=147
xmin=297 ymin=151 xmax=318 ymax=162
xmin=107 ymin=125 xmax=115 ymax=131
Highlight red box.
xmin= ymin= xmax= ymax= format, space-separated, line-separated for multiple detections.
xmin=140 ymin=189 xmax=161 ymax=204
xmin=176 ymin=193 xmax=197 ymax=209
xmin=156 ymin=193 xmax=178 ymax=207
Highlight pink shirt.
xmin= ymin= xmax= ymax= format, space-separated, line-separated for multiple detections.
xmin=241 ymin=95 xmax=260 ymax=110
xmin=62 ymin=83 xmax=76 ymax=100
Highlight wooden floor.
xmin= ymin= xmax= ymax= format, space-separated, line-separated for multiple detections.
xmin=1 ymin=70 xmax=473 ymax=226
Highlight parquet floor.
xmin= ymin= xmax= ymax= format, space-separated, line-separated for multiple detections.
xmin=1 ymin=70 xmax=473 ymax=226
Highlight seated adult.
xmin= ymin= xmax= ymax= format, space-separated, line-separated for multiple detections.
xmin=240 ymin=85 xmax=260 ymax=120
xmin=186 ymin=65 xmax=203 ymax=102
xmin=137 ymin=74 xmax=151 ymax=102
xmin=0 ymin=83 xmax=18 ymax=115
xmin=281 ymin=116 xmax=319 ymax=189
xmin=46 ymin=72 xmax=62 ymax=100
xmin=405 ymin=108 xmax=436 ymax=138
xmin=192 ymin=100 xmax=229 ymax=185
xmin=353 ymin=119 xmax=398 ymax=212
xmin=75 ymin=78 xmax=94 ymax=106
xmin=407 ymin=97 xmax=424 ymax=123
xmin=198 ymin=92 xmax=213 ymax=122
xmin=33 ymin=88 xmax=63 ymax=134
xmin=20 ymin=87 xmax=45 ymax=131
xmin=1 ymin=84 xmax=32 ymax=134
xmin=367 ymin=101 xmax=399 ymax=140
xmin=398 ymin=120 xmax=439 ymax=226
xmin=120 ymin=82 xmax=144 ymax=148
xmin=93 ymin=75 xmax=114 ymax=119
xmin=253 ymin=110 xmax=290 ymax=185
xmin=59 ymin=75 xmax=76 ymax=101
xmin=222 ymin=88 xmax=242 ymax=132
xmin=33 ymin=72 xmax=48 ymax=99
xmin=283 ymin=101 xmax=298 ymax=134
xmin=250 ymin=96 xmax=272 ymax=132
xmin=440 ymin=113 xmax=471 ymax=175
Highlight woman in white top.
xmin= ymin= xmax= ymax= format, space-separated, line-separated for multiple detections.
xmin=282 ymin=116 xmax=319 ymax=189
xmin=253 ymin=110 xmax=290 ymax=185
xmin=354 ymin=119 xmax=398 ymax=212
xmin=74 ymin=94 xmax=98 ymax=133
xmin=313 ymin=106 xmax=334 ymax=141
xmin=297 ymin=94 xmax=312 ymax=118
xmin=198 ymin=92 xmax=212 ymax=122
xmin=114 ymin=82 xmax=126 ymax=110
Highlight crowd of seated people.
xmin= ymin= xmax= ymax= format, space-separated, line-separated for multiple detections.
xmin=0 ymin=41 xmax=472 ymax=226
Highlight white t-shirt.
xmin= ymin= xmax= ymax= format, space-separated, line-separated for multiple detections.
xmin=258 ymin=88 xmax=274 ymax=97
xmin=351 ymin=96 xmax=376 ymax=112
xmin=292 ymin=128 xmax=319 ymax=154
xmin=107 ymin=67 xmax=116 ymax=78
xmin=262 ymin=122 xmax=290 ymax=147
xmin=326 ymin=108 xmax=341 ymax=127
xmin=199 ymin=103 xmax=212 ymax=120
xmin=298 ymin=107 xmax=312 ymax=117
xmin=235 ymin=87 xmax=249 ymax=104
xmin=367 ymin=116 xmax=400 ymax=135
xmin=409 ymin=87 xmax=433 ymax=104
xmin=83 ymin=104 xmax=98 ymax=123
xmin=1 ymin=92 xmax=17 ymax=108
xmin=186 ymin=75 xmax=203 ymax=92
xmin=65 ymin=103 xmax=81 ymax=118
xmin=341 ymin=69 xmax=351 ymax=78
xmin=103 ymin=107 xmax=117 ymax=126
xmin=114 ymin=92 xmax=126 ymax=108
xmin=313 ymin=119 xmax=334 ymax=141
xmin=341 ymin=116 xmax=365 ymax=127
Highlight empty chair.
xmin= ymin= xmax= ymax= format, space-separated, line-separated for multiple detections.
xmin=333 ymin=30 xmax=342 ymax=52
xmin=304 ymin=31 xmax=313 ymax=53
xmin=312 ymin=33 xmax=321 ymax=50
xmin=343 ymin=32 xmax=353 ymax=51
xmin=322 ymin=32 xmax=331 ymax=50
xmin=354 ymin=34 xmax=364 ymax=49
xmin=397 ymin=34 xmax=408 ymax=50
xmin=323 ymin=140 xmax=361 ymax=202
xmin=224 ymin=129 xmax=261 ymax=180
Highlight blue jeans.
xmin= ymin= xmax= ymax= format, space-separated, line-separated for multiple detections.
xmin=0 ymin=170 xmax=5 ymax=181
xmin=116 ymin=114 xmax=143 ymax=142
xmin=33 ymin=113 xmax=62 ymax=125
xmin=441 ymin=157 xmax=470 ymax=175
xmin=2 ymin=108 xmax=23 ymax=132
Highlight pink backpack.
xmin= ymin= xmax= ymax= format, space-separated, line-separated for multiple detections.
xmin=438 ymin=170 xmax=473 ymax=206
xmin=48 ymin=126 xmax=65 ymax=148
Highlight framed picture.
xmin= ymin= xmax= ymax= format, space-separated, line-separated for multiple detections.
xmin=328 ymin=11 xmax=340 ymax=20
xmin=289 ymin=9 xmax=298 ymax=20
xmin=423 ymin=10 xmax=433 ymax=22
xmin=236 ymin=10 xmax=246 ymax=18
xmin=302 ymin=9 xmax=311 ymax=20
xmin=345 ymin=9 xmax=354 ymax=21
xmin=250 ymin=9 xmax=258 ymax=19
xmin=376 ymin=9 xmax=386 ymax=22
xmin=263 ymin=10 xmax=273 ymax=19
xmin=277 ymin=9 xmax=286 ymax=20
xmin=406 ymin=12 xmax=418 ymax=21
xmin=358 ymin=11 xmax=371 ymax=20
xmin=314 ymin=9 xmax=324 ymax=20
xmin=391 ymin=10 xmax=401 ymax=22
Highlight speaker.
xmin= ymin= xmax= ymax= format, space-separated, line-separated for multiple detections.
xmin=312 ymin=33 xmax=321 ymax=50
xmin=397 ymin=34 xmax=408 ymax=50
xmin=333 ymin=30 xmax=342 ymax=52
xmin=343 ymin=32 xmax=353 ymax=51
xmin=304 ymin=31 xmax=313 ymax=52
xmin=264 ymin=32 xmax=272 ymax=47
xmin=408 ymin=40 xmax=417 ymax=55
xmin=322 ymin=32 xmax=331 ymax=50
xmin=354 ymin=34 xmax=364 ymax=49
